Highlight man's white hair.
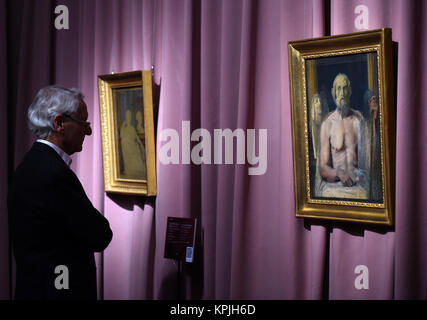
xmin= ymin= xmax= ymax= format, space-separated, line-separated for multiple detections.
xmin=27 ymin=85 xmax=84 ymax=138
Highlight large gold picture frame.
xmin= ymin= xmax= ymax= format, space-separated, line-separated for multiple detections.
xmin=288 ymin=28 xmax=395 ymax=225
xmin=98 ymin=70 xmax=156 ymax=196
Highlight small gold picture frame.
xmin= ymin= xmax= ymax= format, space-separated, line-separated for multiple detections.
xmin=98 ymin=70 xmax=156 ymax=196
xmin=288 ymin=28 xmax=395 ymax=225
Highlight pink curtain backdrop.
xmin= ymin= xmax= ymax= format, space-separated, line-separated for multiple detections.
xmin=0 ymin=0 xmax=426 ymax=299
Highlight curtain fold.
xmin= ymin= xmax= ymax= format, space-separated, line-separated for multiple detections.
xmin=70 ymin=0 xmax=158 ymax=300
xmin=328 ymin=0 xmax=426 ymax=299
xmin=328 ymin=0 xmax=397 ymax=300
xmin=2 ymin=0 xmax=56 ymax=299
xmin=393 ymin=0 xmax=427 ymax=299
xmin=1 ymin=0 xmax=426 ymax=300
xmin=0 ymin=0 xmax=10 ymax=300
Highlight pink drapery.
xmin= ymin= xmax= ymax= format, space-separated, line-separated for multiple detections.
xmin=0 ymin=0 xmax=426 ymax=299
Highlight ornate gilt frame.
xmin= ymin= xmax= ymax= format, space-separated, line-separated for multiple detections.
xmin=288 ymin=29 xmax=395 ymax=225
xmin=98 ymin=71 xmax=157 ymax=196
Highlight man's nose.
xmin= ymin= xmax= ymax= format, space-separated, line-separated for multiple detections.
xmin=85 ymin=125 xmax=92 ymax=136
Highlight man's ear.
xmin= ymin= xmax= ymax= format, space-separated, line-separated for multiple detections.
xmin=52 ymin=114 xmax=65 ymax=133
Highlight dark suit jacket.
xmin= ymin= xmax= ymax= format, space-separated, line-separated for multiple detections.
xmin=8 ymin=142 xmax=113 ymax=300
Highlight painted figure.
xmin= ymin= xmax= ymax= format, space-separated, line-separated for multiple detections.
xmin=120 ymin=109 xmax=146 ymax=180
xmin=318 ymin=73 xmax=376 ymax=199
xmin=135 ymin=110 xmax=145 ymax=136
xmin=310 ymin=93 xmax=324 ymax=159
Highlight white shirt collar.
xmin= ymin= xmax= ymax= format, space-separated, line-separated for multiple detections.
xmin=36 ymin=139 xmax=72 ymax=167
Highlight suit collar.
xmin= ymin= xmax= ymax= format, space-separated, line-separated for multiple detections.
xmin=36 ymin=139 xmax=72 ymax=166
xmin=33 ymin=141 xmax=72 ymax=168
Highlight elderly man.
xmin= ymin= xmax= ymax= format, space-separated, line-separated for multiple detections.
xmin=319 ymin=73 xmax=369 ymax=199
xmin=8 ymin=86 xmax=113 ymax=300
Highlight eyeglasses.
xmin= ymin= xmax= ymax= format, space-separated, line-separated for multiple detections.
xmin=63 ymin=114 xmax=91 ymax=128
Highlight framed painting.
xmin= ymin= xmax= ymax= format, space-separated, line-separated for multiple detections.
xmin=98 ymin=70 xmax=156 ymax=196
xmin=288 ymin=28 xmax=395 ymax=225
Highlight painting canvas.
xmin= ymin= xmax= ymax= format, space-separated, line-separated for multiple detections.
xmin=307 ymin=53 xmax=382 ymax=204
xmin=113 ymin=87 xmax=147 ymax=180
xmin=288 ymin=29 xmax=395 ymax=225
xmin=98 ymin=71 xmax=156 ymax=196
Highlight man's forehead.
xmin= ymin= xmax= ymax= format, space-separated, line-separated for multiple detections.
xmin=335 ymin=75 xmax=348 ymax=86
